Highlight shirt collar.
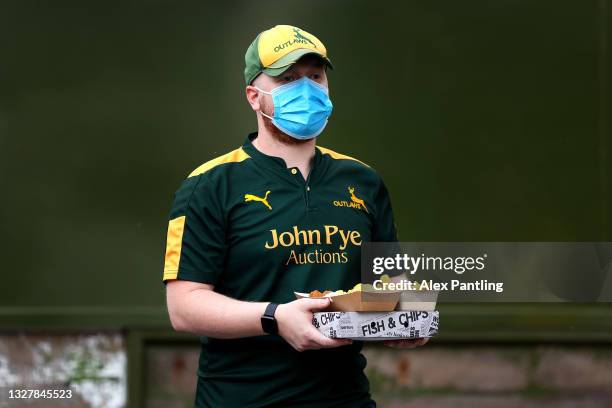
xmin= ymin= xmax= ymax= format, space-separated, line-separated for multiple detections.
xmin=242 ymin=131 xmax=323 ymax=180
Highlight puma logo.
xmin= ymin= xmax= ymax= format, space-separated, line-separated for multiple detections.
xmin=348 ymin=187 xmax=368 ymax=213
xmin=293 ymin=28 xmax=317 ymax=48
xmin=245 ymin=191 xmax=272 ymax=210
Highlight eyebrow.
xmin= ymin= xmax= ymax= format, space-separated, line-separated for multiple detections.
xmin=281 ymin=63 xmax=325 ymax=77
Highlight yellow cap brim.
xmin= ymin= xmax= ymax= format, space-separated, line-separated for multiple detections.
xmin=262 ymin=49 xmax=333 ymax=77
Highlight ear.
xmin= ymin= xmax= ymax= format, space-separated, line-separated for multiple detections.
xmin=245 ymin=85 xmax=261 ymax=112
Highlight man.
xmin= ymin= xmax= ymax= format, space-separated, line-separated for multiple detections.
xmin=163 ymin=25 xmax=427 ymax=408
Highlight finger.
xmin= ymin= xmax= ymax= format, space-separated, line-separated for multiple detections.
xmin=384 ymin=340 xmax=411 ymax=348
xmin=384 ymin=338 xmax=427 ymax=348
xmin=301 ymin=297 xmax=332 ymax=311
xmin=317 ymin=337 xmax=353 ymax=348
xmin=383 ymin=340 xmax=406 ymax=348
xmin=385 ymin=341 xmax=416 ymax=349
xmin=309 ymin=329 xmax=352 ymax=348
xmin=409 ymin=338 xmax=428 ymax=347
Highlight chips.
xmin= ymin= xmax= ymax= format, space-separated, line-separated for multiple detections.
xmin=308 ymin=275 xmax=391 ymax=297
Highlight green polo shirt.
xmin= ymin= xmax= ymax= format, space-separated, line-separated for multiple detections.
xmin=162 ymin=132 xmax=398 ymax=408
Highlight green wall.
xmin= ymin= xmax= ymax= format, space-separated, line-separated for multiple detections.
xmin=0 ymin=1 xmax=610 ymax=328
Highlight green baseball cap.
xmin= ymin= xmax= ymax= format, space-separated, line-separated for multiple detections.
xmin=244 ymin=25 xmax=334 ymax=85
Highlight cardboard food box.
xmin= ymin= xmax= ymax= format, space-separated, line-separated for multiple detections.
xmin=294 ymin=290 xmax=401 ymax=312
xmin=294 ymin=287 xmax=439 ymax=313
xmin=312 ymin=310 xmax=439 ymax=341
xmin=397 ymin=289 xmax=439 ymax=312
xmin=296 ymin=286 xmax=440 ymax=340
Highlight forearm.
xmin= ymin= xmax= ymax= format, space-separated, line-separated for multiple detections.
xmin=172 ymin=288 xmax=268 ymax=338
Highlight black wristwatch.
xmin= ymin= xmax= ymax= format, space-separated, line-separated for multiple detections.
xmin=261 ymin=302 xmax=279 ymax=334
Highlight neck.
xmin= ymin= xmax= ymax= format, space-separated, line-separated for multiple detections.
xmin=252 ymin=122 xmax=316 ymax=179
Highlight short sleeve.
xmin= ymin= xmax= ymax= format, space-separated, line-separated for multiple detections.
xmin=371 ymin=177 xmax=398 ymax=243
xmin=162 ymin=174 xmax=227 ymax=285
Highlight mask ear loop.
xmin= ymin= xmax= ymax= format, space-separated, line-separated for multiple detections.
xmin=254 ymin=86 xmax=274 ymax=120
xmin=254 ymin=86 xmax=272 ymax=95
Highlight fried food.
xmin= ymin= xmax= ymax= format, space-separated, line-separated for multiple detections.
xmin=309 ymin=290 xmax=334 ymax=298
xmin=306 ymin=274 xmax=399 ymax=299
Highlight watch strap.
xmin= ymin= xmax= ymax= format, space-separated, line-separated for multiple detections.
xmin=261 ymin=302 xmax=279 ymax=334
xmin=264 ymin=302 xmax=279 ymax=318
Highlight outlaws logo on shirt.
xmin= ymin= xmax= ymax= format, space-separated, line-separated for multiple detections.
xmin=333 ymin=186 xmax=369 ymax=213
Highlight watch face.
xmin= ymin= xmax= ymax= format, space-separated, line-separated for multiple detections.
xmin=261 ymin=315 xmax=278 ymax=334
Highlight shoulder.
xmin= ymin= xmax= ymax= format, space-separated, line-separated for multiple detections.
xmin=171 ymin=146 xmax=252 ymax=205
xmin=187 ymin=146 xmax=251 ymax=178
xmin=316 ymin=145 xmax=369 ymax=167
xmin=316 ymin=145 xmax=381 ymax=180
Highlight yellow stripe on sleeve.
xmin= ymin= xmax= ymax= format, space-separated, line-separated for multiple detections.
xmin=163 ymin=215 xmax=186 ymax=281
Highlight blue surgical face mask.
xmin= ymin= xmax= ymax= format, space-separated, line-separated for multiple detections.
xmin=255 ymin=76 xmax=333 ymax=140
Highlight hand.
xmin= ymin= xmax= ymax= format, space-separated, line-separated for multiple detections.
xmin=383 ymin=338 xmax=429 ymax=349
xmin=275 ymin=298 xmax=353 ymax=352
